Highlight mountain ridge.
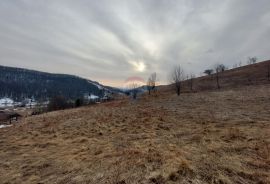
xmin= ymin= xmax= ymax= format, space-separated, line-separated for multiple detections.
xmin=0 ymin=65 xmax=117 ymax=101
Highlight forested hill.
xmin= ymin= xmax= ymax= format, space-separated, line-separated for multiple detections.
xmin=0 ymin=65 xmax=107 ymax=101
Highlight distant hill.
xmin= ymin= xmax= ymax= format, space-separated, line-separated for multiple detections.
xmin=0 ymin=65 xmax=115 ymax=101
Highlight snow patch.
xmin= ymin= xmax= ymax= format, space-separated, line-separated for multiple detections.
xmin=85 ymin=94 xmax=99 ymax=100
xmin=90 ymin=94 xmax=99 ymax=99
xmin=88 ymin=81 xmax=104 ymax=90
xmin=23 ymin=98 xmax=37 ymax=108
xmin=0 ymin=98 xmax=14 ymax=107
xmin=0 ymin=97 xmax=38 ymax=108
xmin=0 ymin=124 xmax=12 ymax=129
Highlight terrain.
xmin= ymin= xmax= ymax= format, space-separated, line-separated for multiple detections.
xmin=0 ymin=65 xmax=113 ymax=101
xmin=160 ymin=60 xmax=270 ymax=93
xmin=0 ymin=84 xmax=269 ymax=184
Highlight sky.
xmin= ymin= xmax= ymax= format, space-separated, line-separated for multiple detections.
xmin=0 ymin=0 xmax=270 ymax=87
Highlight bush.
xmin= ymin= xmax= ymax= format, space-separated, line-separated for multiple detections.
xmin=75 ymin=98 xmax=83 ymax=107
xmin=47 ymin=96 xmax=70 ymax=111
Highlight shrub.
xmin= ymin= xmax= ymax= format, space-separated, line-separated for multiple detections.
xmin=75 ymin=98 xmax=83 ymax=107
xmin=47 ymin=96 xmax=70 ymax=111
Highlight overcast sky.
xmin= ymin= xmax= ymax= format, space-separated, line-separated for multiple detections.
xmin=0 ymin=0 xmax=269 ymax=86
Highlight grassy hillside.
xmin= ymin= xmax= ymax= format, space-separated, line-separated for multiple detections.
xmin=0 ymin=84 xmax=269 ymax=183
xmin=161 ymin=60 xmax=270 ymax=93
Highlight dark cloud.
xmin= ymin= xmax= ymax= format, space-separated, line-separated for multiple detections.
xmin=0 ymin=0 xmax=269 ymax=86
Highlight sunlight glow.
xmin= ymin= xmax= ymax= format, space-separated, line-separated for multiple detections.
xmin=129 ymin=60 xmax=146 ymax=72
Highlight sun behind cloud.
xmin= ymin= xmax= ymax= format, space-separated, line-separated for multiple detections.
xmin=129 ymin=60 xmax=146 ymax=72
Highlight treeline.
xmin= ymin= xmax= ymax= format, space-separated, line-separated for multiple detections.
xmin=0 ymin=65 xmax=104 ymax=101
xmin=32 ymin=95 xmax=104 ymax=115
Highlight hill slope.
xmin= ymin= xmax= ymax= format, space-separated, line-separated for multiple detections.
xmin=0 ymin=84 xmax=269 ymax=183
xmin=196 ymin=59 xmax=270 ymax=89
xmin=0 ymin=65 xmax=111 ymax=101
xmin=161 ymin=60 xmax=270 ymax=92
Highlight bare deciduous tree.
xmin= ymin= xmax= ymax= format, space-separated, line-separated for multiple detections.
xmin=233 ymin=63 xmax=238 ymax=69
xmin=189 ymin=74 xmax=195 ymax=92
xmin=171 ymin=65 xmax=184 ymax=96
xmin=217 ymin=64 xmax=226 ymax=72
xmin=247 ymin=57 xmax=257 ymax=65
xmin=129 ymin=83 xmax=140 ymax=99
xmin=48 ymin=96 xmax=69 ymax=111
xmin=147 ymin=72 xmax=157 ymax=95
xmin=267 ymin=64 xmax=270 ymax=81
xmin=239 ymin=61 xmax=242 ymax=67
xmin=204 ymin=69 xmax=214 ymax=75
xmin=214 ymin=64 xmax=227 ymax=89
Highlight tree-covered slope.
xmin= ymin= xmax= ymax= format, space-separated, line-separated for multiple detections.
xmin=0 ymin=65 xmax=105 ymax=101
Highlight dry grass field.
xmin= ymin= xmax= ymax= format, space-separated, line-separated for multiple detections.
xmin=0 ymin=85 xmax=270 ymax=184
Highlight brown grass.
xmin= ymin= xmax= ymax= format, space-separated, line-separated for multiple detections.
xmin=0 ymin=85 xmax=270 ymax=183
xmin=159 ymin=60 xmax=270 ymax=93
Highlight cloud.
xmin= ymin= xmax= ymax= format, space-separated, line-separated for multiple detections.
xmin=128 ymin=60 xmax=146 ymax=72
xmin=0 ymin=0 xmax=269 ymax=86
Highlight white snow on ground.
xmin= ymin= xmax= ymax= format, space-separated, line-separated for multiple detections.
xmin=0 ymin=98 xmax=14 ymax=107
xmin=85 ymin=94 xmax=99 ymax=100
xmin=0 ymin=97 xmax=38 ymax=108
xmin=88 ymin=81 xmax=104 ymax=90
xmin=23 ymin=98 xmax=37 ymax=108
xmin=90 ymin=94 xmax=99 ymax=99
xmin=83 ymin=94 xmax=100 ymax=103
xmin=0 ymin=124 xmax=12 ymax=129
